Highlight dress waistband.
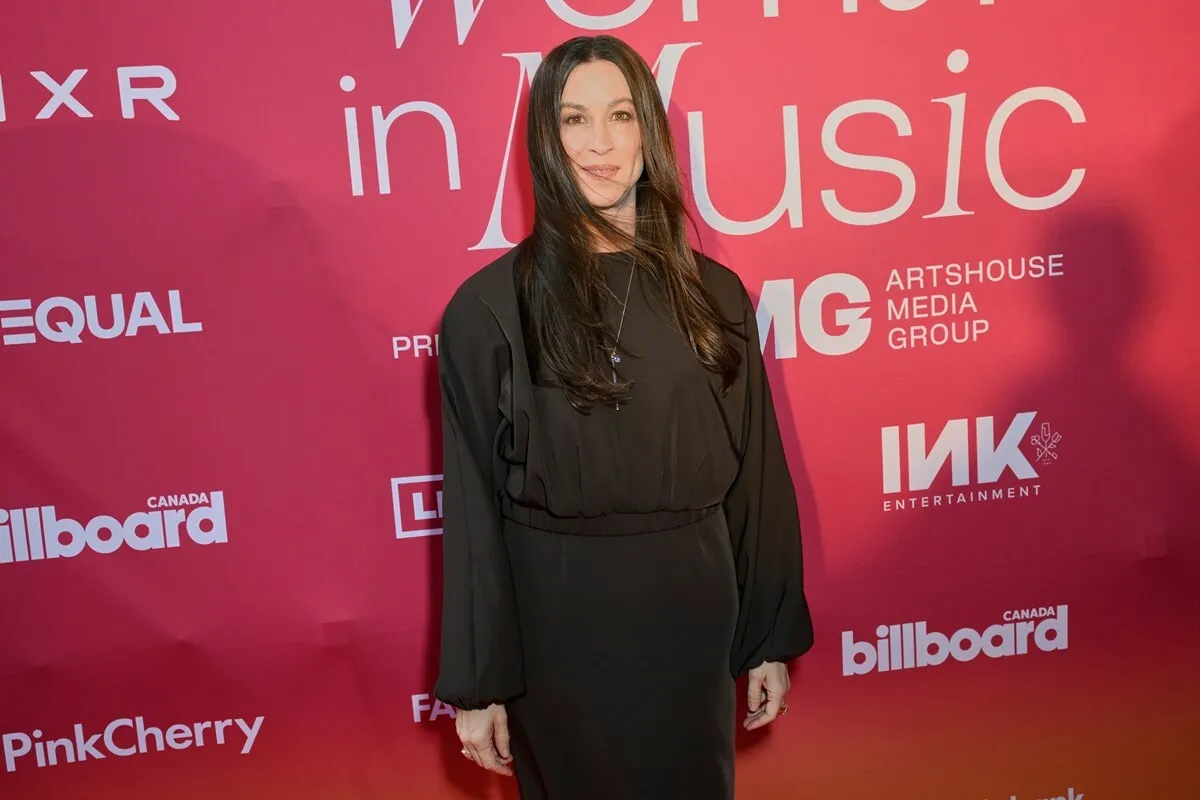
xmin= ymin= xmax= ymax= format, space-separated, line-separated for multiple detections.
xmin=500 ymin=497 xmax=721 ymax=536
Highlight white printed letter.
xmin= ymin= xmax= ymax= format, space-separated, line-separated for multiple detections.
xmin=116 ymin=66 xmax=179 ymax=120
xmin=32 ymin=69 xmax=91 ymax=119
xmin=691 ymin=105 xmax=802 ymax=235
xmin=373 ymin=102 xmax=461 ymax=195
xmin=392 ymin=0 xmax=486 ymax=48
xmin=986 ymin=88 xmax=1086 ymax=211
xmin=821 ymin=100 xmax=916 ymax=226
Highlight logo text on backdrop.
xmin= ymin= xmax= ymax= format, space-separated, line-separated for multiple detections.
xmin=0 ymin=492 xmax=227 ymax=565
xmin=758 ymin=255 xmax=1064 ymax=358
xmin=392 ymin=476 xmax=443 ymax=538
xmin=843 ymin=605 xmax=1068 ymax=676
xmin=0 ymin=66 xmax=179 ymax=122
xmin=358 ymin=3 xmax=1086 ymax=251
xmin=2 ymin=715 xmax=263 ymax=773
xmin=0 ymin=291 xmax=201 ymax=346
xmin=880 ymin=411 xmax=1062 ymax=512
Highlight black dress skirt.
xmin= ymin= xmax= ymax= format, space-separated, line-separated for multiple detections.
xmin=433 ymin=246 xmax=814 ymax=800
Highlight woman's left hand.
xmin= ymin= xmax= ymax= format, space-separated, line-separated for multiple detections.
xmin=743 ymin=660 xmax=791 ymax=730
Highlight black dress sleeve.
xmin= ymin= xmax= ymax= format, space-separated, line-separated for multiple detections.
xmin=723 ymin=282 xmax=815 ymax=678
xmin=432 ymin=291 xmax=525 ymax=710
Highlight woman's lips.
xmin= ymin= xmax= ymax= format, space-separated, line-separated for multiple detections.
xmin=582 ymin=165 xmax=619 ymax=179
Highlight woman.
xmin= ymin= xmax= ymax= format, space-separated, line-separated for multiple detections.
xmin=433 ymin=34 xmax=813 ymax=799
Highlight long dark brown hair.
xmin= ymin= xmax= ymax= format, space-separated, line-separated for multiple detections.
xmin=517 ymin=35 xmax=741 ymax=411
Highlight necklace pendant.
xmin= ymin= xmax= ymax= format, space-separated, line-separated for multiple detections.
xmin=611 ymin=359 xmax=621 ymax=411
xmin=611 ymin=350 xmax=621 ymax=364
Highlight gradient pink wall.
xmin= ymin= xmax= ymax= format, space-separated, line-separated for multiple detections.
xmin=2 ymin=1 xmax=1198 ymax=798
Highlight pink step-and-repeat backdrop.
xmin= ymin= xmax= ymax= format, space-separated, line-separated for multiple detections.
xmin=3 ymin=2 xmax=1199 ymax=798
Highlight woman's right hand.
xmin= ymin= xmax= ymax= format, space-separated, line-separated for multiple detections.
xmin=455 ymin=703 xmax=513 ymax=776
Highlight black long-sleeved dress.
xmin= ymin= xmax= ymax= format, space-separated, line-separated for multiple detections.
xmin=433 ymin=246 xmax=814 ymax=799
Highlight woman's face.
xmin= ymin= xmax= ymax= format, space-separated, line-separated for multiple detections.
xmin=558 ymin=59 xmax=644 ymax=210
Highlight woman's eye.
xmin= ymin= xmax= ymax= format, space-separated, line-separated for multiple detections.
xmin=613 ymin=110 xmax=634 ymax=121
xmin=563 ymin=114 xmax=585 ymax=125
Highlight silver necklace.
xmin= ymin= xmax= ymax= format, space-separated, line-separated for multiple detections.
xmin=610 ymin=259 xmax=636 ymax=411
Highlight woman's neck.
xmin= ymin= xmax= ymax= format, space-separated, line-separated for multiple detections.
xmin=592 ymin=193 xmax=636 ymax=253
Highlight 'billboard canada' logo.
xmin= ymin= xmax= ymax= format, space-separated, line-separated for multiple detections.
xmin=392 ymin=475 xmax=443 ymax=538
xmin=843 ymin=605 xmax=1068 ymax=676
xmin=1 ymin=492 xmax=227 ymax=565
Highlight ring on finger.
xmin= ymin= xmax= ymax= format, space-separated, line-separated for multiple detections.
xmin=461 ymin=747 xmax=472 ymax=759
